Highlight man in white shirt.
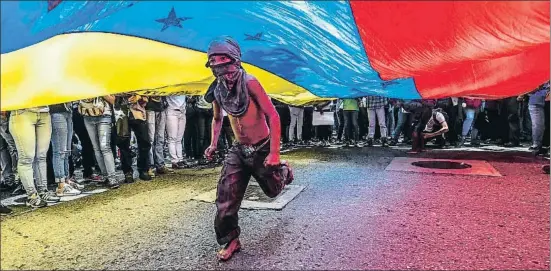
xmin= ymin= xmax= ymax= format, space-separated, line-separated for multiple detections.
xmin=422 ymin=108 xmax=449 ymax=147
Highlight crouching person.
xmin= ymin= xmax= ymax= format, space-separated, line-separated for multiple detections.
xmin=422 ymin=108 xmax=449 ymax=148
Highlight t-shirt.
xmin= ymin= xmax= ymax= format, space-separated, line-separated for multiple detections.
xmin=424 ymin=112 xmax=446 ymax=133
xmin=166 ymin=95 xmax=186 ymax=111
xmin=342 ymin=99 xmax=359 ymax=111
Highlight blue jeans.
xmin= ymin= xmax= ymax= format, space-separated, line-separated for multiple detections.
xmin=51 ymin=112 xmax=73 ymax=182
xmin=529 ymin=104 xmax=545 ymax=148
xmin=84 ymin=116 xmax=116 ymax=179
xmin=462 ymin=108 xmax=477 ymax=137
xmin=392 ymin=110 xmax=409 ymax=140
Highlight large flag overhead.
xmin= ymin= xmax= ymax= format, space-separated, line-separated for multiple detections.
xmin=1 ymin=1 xmax=549 ymax=110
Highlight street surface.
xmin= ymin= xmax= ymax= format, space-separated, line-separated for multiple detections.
xmin=1 ymin=146 xmax=549 ymax=270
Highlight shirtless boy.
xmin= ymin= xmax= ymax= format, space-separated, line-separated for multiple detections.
xmin=203 ymin=37 xmax=294 ymax=261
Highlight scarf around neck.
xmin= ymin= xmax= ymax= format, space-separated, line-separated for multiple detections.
xmin=205 ymin=68 xmax=250 ymax=117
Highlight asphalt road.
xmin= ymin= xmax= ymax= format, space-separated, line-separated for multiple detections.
xmin=1 ymin=147 xmax=549 ymax=270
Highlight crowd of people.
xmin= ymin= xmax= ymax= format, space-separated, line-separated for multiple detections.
xmin=0 ymin=82 xmax=549 ymax=213
xmin=277 ymin=82 xmax=550 ymax=153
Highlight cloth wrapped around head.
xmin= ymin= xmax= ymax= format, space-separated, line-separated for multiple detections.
xmin=204 ymin=36 xmax=250 ymax=117
xmin=206 ymin=36 xmax=242 ymax=66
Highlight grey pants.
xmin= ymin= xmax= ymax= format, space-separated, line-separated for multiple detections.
xmin=0 ymin=114 xmax=18 ymax=184
xmin=147 ymin=110 xmax=167 ymax=168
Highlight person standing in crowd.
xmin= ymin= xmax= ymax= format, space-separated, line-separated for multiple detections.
xmin=502 ymin=96 xmax=521 ymax=147
xmin=272 ymin=99 xmax=290 ymax=145
xmin=313 ymin=101 xmax=334 ymax=146
xmin=81 ymin=96 xmax=119 ymax=188
xmin=366 ymin=95 xmax=389 ymax=147
xmin=389 ymin=99 xmax=412 ymax=146
xmin=528 ymin=82 xmax=550 ymax=155
xmin=457 ymin=98 xmax=482 ymax=147
xmin=10 ymin=106 xmax=58 ymax=207
xmin=358 ymin=97 xmax=368 ymax=140
xmin=145 ymin=96 xmax=171 ymax=175
xmin=196 ymin=95 xmax=214 ymax=164
xmin=288 ymin=105 xmax=304 ymax=146
xmin=219 ymin=109 xmax=235 ymax=154
xmin=386 ymin=100 xmax=397 ymax=139
xmin=115 ymin=94 xmax=152 ymax=181
xmin=72 ymin=102 xmax=101 ymax=182
xmin=342 ymin=98 xmax=360 ymax=147
xmin=302 ymin=105 xmax=314 ymax=144
xmin=0 ymin=111 xmax=19 ymax=191
xmin=519 ymin=94 xmax=532 ymax=142
xmin=184 ymin=95 xmax=200 ymax=162
xmin=435 ymin=98 xmax=459 ymax=146
xmin=166 ymin=95 xmax=187 ymax=169
xmin=336 ymin=99 xmax=345 ymax=143
xmin=49 ymin=102 xmax=82 ymax=197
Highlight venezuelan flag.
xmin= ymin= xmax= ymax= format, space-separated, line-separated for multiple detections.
xmin=1 ymin=1 xmax=549 ymax=111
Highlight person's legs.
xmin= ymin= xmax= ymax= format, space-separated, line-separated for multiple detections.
xmin=410 ymin=107 xmax=431 ymax=152
xmin=86 ymin=117 xmax=117 ymax=180
xmin=97 ymin=117 xmax=117 ymax=180
xmin=289 ymin=108 xmax=298 ymax=142
xmin=154 ymin=111 xmax=167 ymax=169
xmin=297 ymin=108 xmax=304 ymax=141
xmin=35 ymin=113 xmax=52 ymax=193
xmin=302 ymin=107 xmax=314 ymax=142
xmin=65 ymin=115 xmax=74 ymax=180
xmin=337 ymin=109 xmax=344 ymax=141
xmin=506 ymin=97 xmax=520 ymax=145
xmin=251 ymin=143 xmax=293 ymax=199
xmin=351 ymin=111 xmax=359 ymax=142
xmin=387 ymin=106 xmax=395 ymax=138
xmin=391 ymin=110 xmax=406 ymax=142
xmin=367 ymin=108 xmax=376 ymax=139
xmin=544 ymin=101 xmax=550 ymax=148
xmin=72 ymin=108 xmax=96 ymax=178
xmin=462 ymin=108 xmax=475 ymax=137
xmin=214 ymin=147 xmax=251 ymax=245
xmin=9 ymin=111 xmax=39 ymax=195
xmin=129 ymin=119 xmax=152 ymax=174
xmin=166 ymin=109 xmax=182 ymax=164
xmin=176 ymin=111 xmax=186 ymax=163
xmin=0 ymin=115 xmax=17 ymax=181
xmin=50 ymin=112 xmax=70 ymax=183
xmin=343 ymin=111 xmax=351 ymax=142
xmin=0 ymin=132 xmax=15 ymax=187
xmin=358 ymin=107 xmax=368 ymax=139
xmin=116 ymin=135 xmax=132 ymax=175
xmin=197 ymin=109 xmax=209 ymax=156
xmin=84 ymin=117 xmax=105 ymax=175
xmin=529 ymin=104 xmax=545 ymax=149
xmin=146 ymin=110 xmax=156 ymax=169
xmin=183 ymin=112 xmax=196 ymax=159
xmin=376 ymin=107 xmax=388 ymax=140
